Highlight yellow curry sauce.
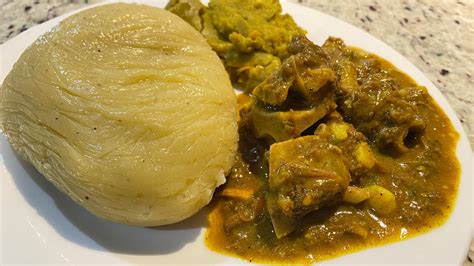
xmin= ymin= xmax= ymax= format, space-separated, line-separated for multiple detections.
xmin=166 ymin=0 xmax=305 ymax=90
xmin=204 ymin=37 xmax=460 ymax=264
xmin=166 ymin=0 xmax=460 ymax=263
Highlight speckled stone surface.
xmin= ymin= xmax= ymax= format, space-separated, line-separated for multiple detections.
xmin=0 ymin=0 xmax=472 ymax=264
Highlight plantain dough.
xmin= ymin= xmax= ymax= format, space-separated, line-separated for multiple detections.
xmin=0 ymin=3 xmax=238 ymax=226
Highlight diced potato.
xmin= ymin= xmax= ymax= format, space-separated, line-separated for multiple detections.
xmin=330 ymin=123 xmax=349 ymax=141
xmin=367 ymin=185 xmax=396 ymax=215
xmin=354 ymin=142 xmax=376 ymax=169
xmin=302 ymin=194 xmax=314 ymax=206
xmin=343 ymin=186 xmax=370 ymax=204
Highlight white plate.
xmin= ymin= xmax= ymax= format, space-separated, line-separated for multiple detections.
xmin=0 ymin=0 xmax=472 ymax=264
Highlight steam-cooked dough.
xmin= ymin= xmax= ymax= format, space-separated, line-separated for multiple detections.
xmin=0 ymin=3 xmax=238 ymax=226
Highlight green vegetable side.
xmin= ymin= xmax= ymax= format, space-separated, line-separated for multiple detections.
xmin=166 ymin=0 xmax=305 ymax=90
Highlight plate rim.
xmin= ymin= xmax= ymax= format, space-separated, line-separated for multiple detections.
xmin=0 ymin=0 xmax=472 ymax=264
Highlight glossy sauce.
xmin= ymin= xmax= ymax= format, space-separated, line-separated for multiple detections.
xmin=204 ymin=45 xmax=460 ymax=264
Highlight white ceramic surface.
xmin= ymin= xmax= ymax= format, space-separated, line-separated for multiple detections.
xmin=0 ymin=0 xmax=472 ymax=264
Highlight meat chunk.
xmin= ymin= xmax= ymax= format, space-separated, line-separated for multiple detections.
xmin=253 ymin=35 xmax=335 ymax=105
xmin=247 ymin=94 xmax=335 ymax=143
xmin=239 ymin=36 xmax=337 ymax=143
xmin=267 ymin=136 xmax=350 ymax=238
xmin=322 ymin=37 xmax=427 ymax=154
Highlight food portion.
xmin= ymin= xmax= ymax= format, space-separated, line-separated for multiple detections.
xmin=0 ymin=3 xmax=238 ymax=226
xmin=322 ymin=37 xmax=428 ymax=153
xmin=243 ymin=36 xmax=337 ymax=143
xmin=204 ymin=36 xmax=459 ymax=263
xmin=166 ymin=0 xmax=305 ymax=90
xmin=166 ymin=0 xmax=459 ymax=263
xmin=267 ymin=135 xmax=350 ymax=238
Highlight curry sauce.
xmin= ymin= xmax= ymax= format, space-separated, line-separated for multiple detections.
xmin=204 ymin=36 xmax=460 ymax=264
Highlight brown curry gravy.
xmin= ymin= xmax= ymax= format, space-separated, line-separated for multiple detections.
xmin=204 ymin=46 xmax=460 ymax=264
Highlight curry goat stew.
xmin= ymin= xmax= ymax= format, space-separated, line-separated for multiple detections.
xmin=204 ymin=36 xmax=459 ymax=263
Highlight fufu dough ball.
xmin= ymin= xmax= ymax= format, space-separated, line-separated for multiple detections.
xmin=0 ymin=3 xmax=238 ymax=226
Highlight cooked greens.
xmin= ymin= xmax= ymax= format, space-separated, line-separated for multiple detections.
xmin=166 ymin=0 xmax=305 ymax=90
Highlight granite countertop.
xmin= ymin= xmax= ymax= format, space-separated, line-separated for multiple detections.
xmin=0 ymin=0 xmax=472 ymax=264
